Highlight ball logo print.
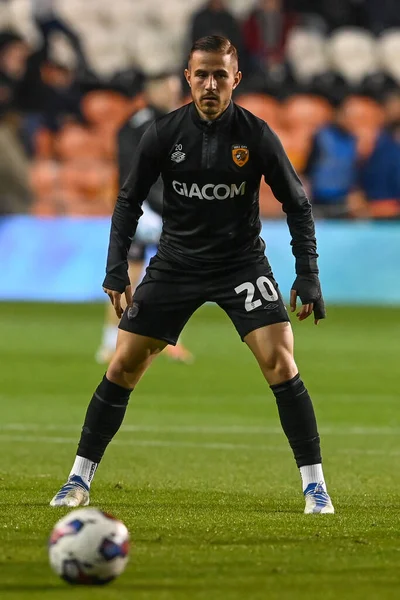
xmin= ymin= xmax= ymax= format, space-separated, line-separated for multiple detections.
xmin=48 ymin=508 xmax=130 ymax=586
xmin=49 ymin=519 xmax=85 ymax=545
xmin=232 ymin=145 xmax=249 ymax=167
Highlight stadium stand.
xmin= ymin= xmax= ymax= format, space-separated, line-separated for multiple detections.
xmin=0 ymin=0 xmax=397 ymax=219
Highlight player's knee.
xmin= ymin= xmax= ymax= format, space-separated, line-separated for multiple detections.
xmin=258 ymin=350 xmax=297 ymax=385
xmin=106 ymin=352 xmax=150 ymax=389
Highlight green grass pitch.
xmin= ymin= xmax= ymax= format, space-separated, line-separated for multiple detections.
xmin=0 ymin=302 xmax=399 ymax=600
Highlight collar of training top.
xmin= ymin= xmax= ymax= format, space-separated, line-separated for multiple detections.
xmin=189 ymin=100 xmax=234 ymax=131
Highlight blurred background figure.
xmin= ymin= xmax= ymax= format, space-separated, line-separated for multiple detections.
xmin=303 ymin=99 xmax=359 ymax=219
xmin=0 ymin=30 xmax=31 ymax=214
xmin=96 ymin=71 xmax=193 ymax=365
xmin=189 ymin=0 xmax=242 ymax=56
xmin=242 ymin=0 xmax=296 ymax=88
xmin=0 ymin=0 xmax=397 ymax=222
xmin=383 ymin=90 xmax=400 ymax=142
xmin=30 ymin=0 xmax=89 ymax=76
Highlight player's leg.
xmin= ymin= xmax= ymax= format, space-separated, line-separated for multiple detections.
xmin=50 ymin=330 xmax=167 ymax=507
xmin=51 ymin=256 xmax=203 ymax=506
xmin=214 ymin=261 xmax=333 ymax=514
xmin=244 ymin=323 xmax=334 ymax=514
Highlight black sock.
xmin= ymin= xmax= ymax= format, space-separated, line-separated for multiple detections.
xmin=270 ymin=373 xmax=321 ymax=468
xmin=77 ymin=375 xmax=133 ymax=463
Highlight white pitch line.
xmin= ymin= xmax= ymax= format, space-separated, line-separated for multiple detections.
xmin=1 ymin=423 xmax=400 ymax=435
xmin=0 ymin=434 xmax=399 ymax=457
xmin=0 ymin=393 xmax=398 ymax=403
xmin=0 ymin=434 xmax=283 ymax=452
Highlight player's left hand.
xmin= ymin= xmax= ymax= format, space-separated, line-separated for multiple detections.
xmin=290 ymin=274 xmax=326 ymax=325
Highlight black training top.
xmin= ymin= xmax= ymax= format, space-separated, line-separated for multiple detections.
xmin=104 ymin=101 xmax=318 ymax=292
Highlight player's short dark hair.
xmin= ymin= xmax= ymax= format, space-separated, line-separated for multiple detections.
xmin=188 ymin=35 xmax=238 ymax=67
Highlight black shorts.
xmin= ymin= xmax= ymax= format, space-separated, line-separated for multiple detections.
xmin=119 ymin=255 xmax=289 ymax=345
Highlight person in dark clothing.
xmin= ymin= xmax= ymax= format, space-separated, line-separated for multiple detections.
xmin=31 ymin=0 xmax=89 ymax=75
xmin=383 ymin=91 xmax=400 ymax=143
xmin=51 ymin=35 xmax=334 ymax=515
xmin=357 ymin=129 xmax=400 ymax=219
xmin=96 ymin=71 xmax=193 ymax=364
xmin=0 ymin=31 xmax=32 ymax=214
xmin=243 ymin=0 xmax=296 ymax=72
xmin=190 ymin=0 xmax=243 ymax=55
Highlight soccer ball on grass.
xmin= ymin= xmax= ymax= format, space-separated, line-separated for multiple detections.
xmin=48 ymin=507 xmax=130 ymax=585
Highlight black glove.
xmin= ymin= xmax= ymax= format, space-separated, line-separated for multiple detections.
xmin=291 ymin=274 xmax=326 ymax=320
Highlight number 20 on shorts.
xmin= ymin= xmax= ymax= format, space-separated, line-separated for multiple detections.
xmin=234 ymin=276 xmax=278 ymax=312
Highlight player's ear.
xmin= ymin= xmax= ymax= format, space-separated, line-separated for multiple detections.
xmin=233 ymin=71 xmax=242 ymax=90
xmin=184 ymin=68 xmax=191 ymax=88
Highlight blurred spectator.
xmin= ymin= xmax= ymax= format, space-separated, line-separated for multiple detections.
xmin=0 ymin=30 xmax=32 ymax=215
xmin=304 ymin=101 xmax=359 ymax=218
xmin=241 ymin=0 xmax=297 ymax=98
xmin=243 ymin=0 xmax=296 ymax=73
xmin=357 ymin=127 xmax=400 ymax=219
xmin=17 ymin=45 xmax=83 ymax=156
xmin=383 ymin=91 xmax=400 ymax=142
xmin=118 ymin=72 xmax=182 ymax=191
xmin=364 ymin=0 xmax=400 ymax=35
xmin=310 ymin=0 xmax=367 ymax=32
xmin=189 ymin=1 xmax=243 ymax=55
xmin=31 ymin=0 xmax=89 ymax=75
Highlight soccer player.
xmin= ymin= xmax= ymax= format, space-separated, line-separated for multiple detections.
xmin=51 ymin=36 xmax=334 ymax=514
xmin=96 ymin=72 xmax=193 ymax=364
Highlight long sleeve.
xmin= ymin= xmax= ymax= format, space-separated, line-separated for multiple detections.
xmin=103 ymin=121 xmax=162 ymax=292
xmin=260 ymin=123 xmax=319 ymax=274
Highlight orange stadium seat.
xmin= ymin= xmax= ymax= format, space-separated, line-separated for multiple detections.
xmin=80 ymin=90 xmax=131 ymax=131
xmin=58 ymin=160 xmax=117 ymax=216
xmin=259 ymin=181 xmax=283 ymax=218
xmin=30 ymin=160 xmax=60 ymax=216
xmin=235 ymin=93 xmax=282 ymax=130
xmin=277 ymin=95 xmax=334 ymax=173
xmin=54 ymin=124 xmax=105 ymax=161
xmin=340 ymin=95 xmax=385 ymax=135
xmin=33 ymin=128 xmax=56 ymax=159
xmin=282 ymin=94 xmax=334 ymax=134
xmin=276 ymin=126 xmax=312 ymax=174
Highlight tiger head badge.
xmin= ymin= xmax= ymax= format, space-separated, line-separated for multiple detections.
xmin=232 ymin=145 xmax=249 ymax=167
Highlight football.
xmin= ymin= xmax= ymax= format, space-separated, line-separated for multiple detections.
xmin=48 ymin=507 xmax=130 ymax=585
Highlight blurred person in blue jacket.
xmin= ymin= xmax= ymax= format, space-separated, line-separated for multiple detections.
xmin=303 ymin=101 xmax=359 ymax=219
xmin=356 ymin=127 xmax=400 ymax=220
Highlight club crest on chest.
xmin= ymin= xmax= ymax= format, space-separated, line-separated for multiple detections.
xmin=232 ymin=145 xmax=249 ymax=167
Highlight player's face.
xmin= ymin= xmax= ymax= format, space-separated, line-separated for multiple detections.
xmin=185 ymin=51 xmax=242 ymax=120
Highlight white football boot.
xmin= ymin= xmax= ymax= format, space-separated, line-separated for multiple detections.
xmin=50 ymin=474 xmax=90 ymax=507
xmin=304 ymin=482 xmax=335 ymax=514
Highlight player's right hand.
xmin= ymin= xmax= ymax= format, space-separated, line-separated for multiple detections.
xmin=103 ymin=285 xmax=133 ymax=319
